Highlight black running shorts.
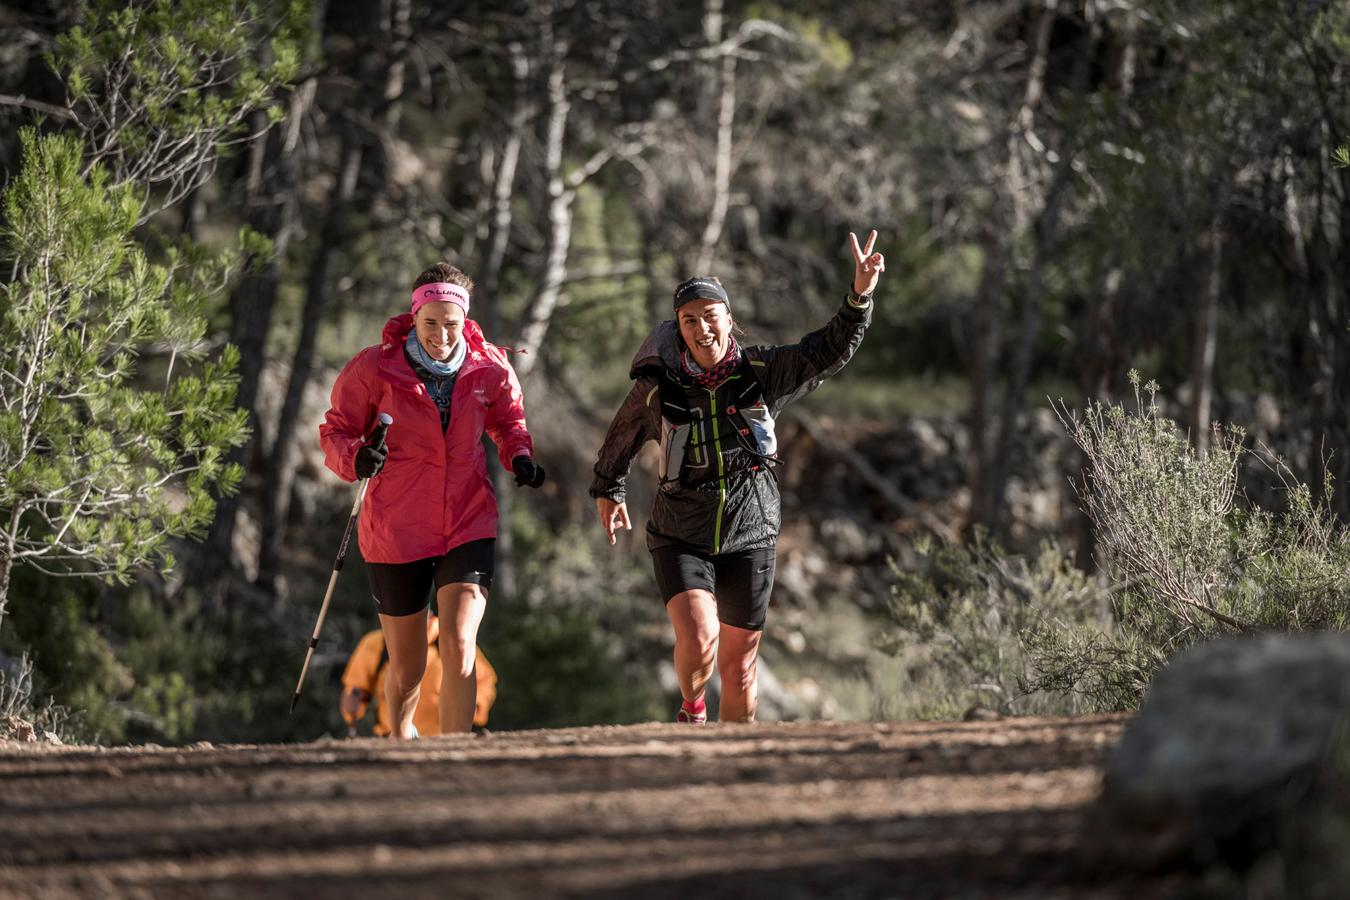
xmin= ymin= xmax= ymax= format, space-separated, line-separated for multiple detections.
xmin=651 ymin=544 xmax=776 ymax=631
xmin=366 ymin=539 xmax=495 ymax=617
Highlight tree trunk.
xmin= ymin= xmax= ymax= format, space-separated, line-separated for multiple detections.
xmin=256 ymin=0 xmax=410 ymax=590
xmin=1188 ymin=211 xmax=1223 ymax=453
xmin=1074 ymin=263 xmax=1122 ymax=572
xmin=514 ymin=29 xmax=573 ymax=380
xmin=694 ymin=0 xmax=735 ymax=274
xmin=478 ymin=42 xmax=529 ymax=340
xmin=256 ymin=135 xmax=363 ymax=590
xmin=968 ymin=0 xmax=1057 ymax=537
xmin=982 ymin=0 xmax=1104 ymax=537
xmin=1073 ymin=0 xmax=1137 ymax=571
xmin=0 ymin=509 xmax=18 ymax=630
xmin=697 ymin=0 xmax=724 ymax=122
xmin=196 ymin=80 xmax=315 ymax=598
xmin=477 ymin=43 xmax=530 ymax=603
xmin=964 ymin=225 xmax=1006 ymax=537
xmin=986 ymin=159 xmax=1071 ymax=533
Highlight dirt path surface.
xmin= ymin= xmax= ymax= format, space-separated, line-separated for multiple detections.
xmin=0 ymin=716 xmax=1181 ymax=898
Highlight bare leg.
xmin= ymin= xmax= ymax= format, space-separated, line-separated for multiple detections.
xmin=716 ymin=622 xmax=762 ymax=722
xmin=666 ymin=590 xmax=720 ymax=704
xmin=379 ymin=609 xmax=429 ymax=739
xmin=436 ymin=581 xmax=488 ymax=734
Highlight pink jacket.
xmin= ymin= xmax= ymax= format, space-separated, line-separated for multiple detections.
xmin=319 ymin=313 xmax=533 ymax=564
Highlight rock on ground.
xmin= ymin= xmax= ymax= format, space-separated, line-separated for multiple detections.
xmin=1088 ymin=631 xmax=1350 ymax=889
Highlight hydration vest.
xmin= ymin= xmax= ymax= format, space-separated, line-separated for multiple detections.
xmin=654 ymin=354 xmax=779 ymax=492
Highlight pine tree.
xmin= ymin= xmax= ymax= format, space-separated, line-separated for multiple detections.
xmin=0 ymin=129 xmax=248 ymax=625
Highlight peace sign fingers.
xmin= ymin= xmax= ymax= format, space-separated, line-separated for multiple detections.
xmin=849 ymin=229 xmax=878 ymax=264
xmin=849 ymin=228 xmax=883 ymax=297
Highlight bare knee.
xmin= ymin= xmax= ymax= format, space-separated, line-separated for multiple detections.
xmin=388 ymin=656 xmax=426 ymax=692
xmin=440 ymin=637 xmax=476 ymax=679
xmin=669 ymin=591 xmax=718 ymax=649
xmin=719 ymin=654 xmax=758 ymax=696
xmin=678 ymin=628 xmax=717 ymax=661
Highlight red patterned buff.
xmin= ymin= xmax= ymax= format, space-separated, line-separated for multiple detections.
xmin=682 ymin=335 xmax=741 ymax=388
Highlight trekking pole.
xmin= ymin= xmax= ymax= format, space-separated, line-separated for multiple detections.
xmin=289 ymin=412 xmax=393 ymax=714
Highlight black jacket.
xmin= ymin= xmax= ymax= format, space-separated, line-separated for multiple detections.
xmin=590 ymin=295 xmax=871 ymax=555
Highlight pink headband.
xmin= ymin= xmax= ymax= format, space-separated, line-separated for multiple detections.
xmin=411 ymin=282 xmax=470 ymax=315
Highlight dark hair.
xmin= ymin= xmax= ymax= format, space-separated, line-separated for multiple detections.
xmin=413 ymin=262 xmax=475 ymax=295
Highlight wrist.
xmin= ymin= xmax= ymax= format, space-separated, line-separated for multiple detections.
xmin=847 ymin=287 xmax=873 ymax=308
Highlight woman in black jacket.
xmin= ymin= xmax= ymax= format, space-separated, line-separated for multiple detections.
xmin=591 ymin=230 xmax=885 ymax=723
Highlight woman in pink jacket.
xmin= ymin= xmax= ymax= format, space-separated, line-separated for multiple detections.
xmin=320 ymin=262 xmax=544 ymax=739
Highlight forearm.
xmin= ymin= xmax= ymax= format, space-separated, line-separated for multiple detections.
xmin=320 ymin=355 xmax=377 ymax=482
xmin=764 ymin=293 xmax=872 ymax=407
xmin=591 ymin=381 xmax=657 ymax=502
xmin=486 ymin=365 xmax=534 ymax=467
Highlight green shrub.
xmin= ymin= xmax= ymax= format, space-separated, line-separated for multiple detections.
xmin=885 ymin=533 xmax=1113 ymax=718
xmin=0 ymin=653 xmax=77 ymax=742
xmin=1035 ymin=373 xmax=1350 ymax=710
xmin=889 ymin=372 xmax=1350 ymax=716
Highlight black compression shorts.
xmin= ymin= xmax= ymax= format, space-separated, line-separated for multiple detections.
xmin=366 ymin=539 xmax=495 ymax=617
xmin=651 ymin=544 xmax=776 ymax=631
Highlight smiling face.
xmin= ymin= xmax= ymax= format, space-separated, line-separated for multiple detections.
xmin=414 ymin=301 xmax=465 ymax=360
xmin=677 ymin=299 xmax=732 ymax=370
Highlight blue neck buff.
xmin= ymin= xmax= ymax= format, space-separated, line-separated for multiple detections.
xmin=405 ymin=329 xmax=466 ymax=377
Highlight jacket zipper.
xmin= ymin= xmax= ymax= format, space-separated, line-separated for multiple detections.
xmin=709 ymin=388 xmax=725 ymax=553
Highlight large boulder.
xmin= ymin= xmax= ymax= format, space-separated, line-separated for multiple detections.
xmin=1086 ymin=631 xmax=1350 ymax=890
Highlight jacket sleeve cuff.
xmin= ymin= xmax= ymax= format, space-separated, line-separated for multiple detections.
xmin=340 ymin=436 xmax=363 ymax=482
xmin=589 ymin=471 xmax=626 ymax=503
xmin=846 ymin=288 xmax=873 ymax=310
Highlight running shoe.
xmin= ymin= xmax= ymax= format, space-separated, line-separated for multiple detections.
xmin=675 ymin=706 xmax=707 ymax=725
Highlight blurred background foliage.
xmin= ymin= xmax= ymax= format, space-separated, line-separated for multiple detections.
xmin=1 ymin=0 xmax=1350 ymax=744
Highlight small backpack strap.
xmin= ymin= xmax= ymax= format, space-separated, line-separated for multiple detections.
xmin=722 ymin=353 xmax=780 ymax=464
xmin=655 ymin=370 xmax=693 ymax=424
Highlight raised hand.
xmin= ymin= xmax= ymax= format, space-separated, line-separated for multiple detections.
xmin=849 ymin=229 xmax=885 ymax=297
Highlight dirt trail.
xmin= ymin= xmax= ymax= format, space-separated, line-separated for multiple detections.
xmin=0 ymin=716 xmax=1178 ymax=898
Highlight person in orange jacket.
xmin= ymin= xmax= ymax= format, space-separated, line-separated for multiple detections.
xmin=340 ymin=611 xmax=498 ymax=737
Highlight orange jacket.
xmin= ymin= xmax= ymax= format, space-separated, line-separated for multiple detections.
xmin=340 ymin=629 xmax=498 ymax=734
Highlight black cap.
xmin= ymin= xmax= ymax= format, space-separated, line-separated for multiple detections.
xmin=673 ymin=276 xmax=730 ymax=311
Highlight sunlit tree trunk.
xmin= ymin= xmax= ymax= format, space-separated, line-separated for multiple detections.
xmin=514 ymin=20 xmax=572 ymax=378
xmin=479 ymin=43 xmax=530 ymax=603
xmin=694 ymin=0 xmax=735 ymax=274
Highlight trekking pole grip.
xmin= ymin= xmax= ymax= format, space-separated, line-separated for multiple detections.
xmin=368 ymin=411 xmax=393 ymax=456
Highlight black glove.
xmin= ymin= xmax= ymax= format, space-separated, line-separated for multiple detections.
xmin=354 ymin=443 xmax=387 ymax=479
xmin=511 ymin=455 xmax=546 ymax=489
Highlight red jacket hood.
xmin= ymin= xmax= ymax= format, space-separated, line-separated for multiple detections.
xmin=381 ymin=313 xmax=499 ymax=361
